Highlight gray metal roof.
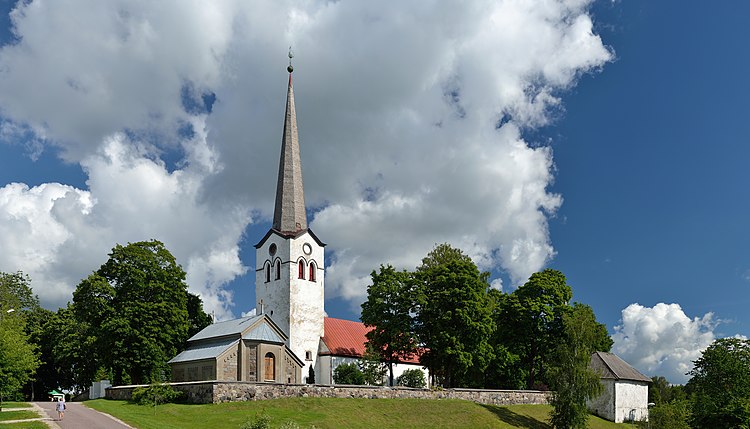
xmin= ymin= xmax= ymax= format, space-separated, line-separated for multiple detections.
xmin=591 ymin=351 xmax=651 ymax=383
xmin=188 ymin=314 xmax=264 ymax=342
xmin=168 ymin=338 xmax=237 ymax=364
xmin=243 ymin=322 xmax=284 ymax=343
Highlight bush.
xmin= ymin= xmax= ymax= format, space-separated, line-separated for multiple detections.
xmin=333 ymin=363 xmax=365 ymax=385
xmin=131 ymin=383 xmax=185 ymax=406
xmin=396 ymin=369 xmax=426 ymax=388
xmin=240 ymin=413 xmax=271 ymax=429
xmin=637 ymin=400 xmax=691 ymax=429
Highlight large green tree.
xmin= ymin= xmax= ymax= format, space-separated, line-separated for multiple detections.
xmin=548 ymin=303 xmax=605 ymax=429
xmin=361 ymin=264 xmax=417 ymax=386
xmin=53 ymin=304 xmax=101 ymax=390
xmin=23 ymin=306 xmax=59 ymax=399
xmin=688 ymin=337 xmax=750 ymax=429
xmin=414 ymin=244 xmax=494 ymax=388
xmin=485 ymin=289 xmax=525 ymax=389
xmin=0 ymin=272 xmax=40 ymax=408
xmin=72 ymin=240 xmax=195 ymax=385
xmin=497 ymin=269 xmax=573 ymax=389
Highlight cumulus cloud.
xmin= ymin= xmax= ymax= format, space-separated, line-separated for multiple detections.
xmin=612 ymin=303 xmax=717 ymax=384
xmin=0 ymin=129 xmax=247 ymax=319
xmin=0 ymin=0 xmax=612 ymax=317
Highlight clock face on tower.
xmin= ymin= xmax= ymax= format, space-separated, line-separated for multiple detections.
xmin=269 ymin=243 xmax=277 ymax=256
xmin=302 ymin=243 xmax=312 ymax=255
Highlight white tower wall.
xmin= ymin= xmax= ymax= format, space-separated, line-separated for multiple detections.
xmin=256 ymin=231 xmax=324 ymax=379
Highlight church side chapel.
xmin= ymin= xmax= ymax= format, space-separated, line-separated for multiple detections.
xmin=169 ymin=52 xmax=429 ymax=386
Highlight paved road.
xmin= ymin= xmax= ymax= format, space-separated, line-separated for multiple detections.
xmin=35 ymin=402 xmax=133 ymax=429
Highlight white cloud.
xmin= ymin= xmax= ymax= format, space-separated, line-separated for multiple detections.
xmin=0 ymin=130 xmax=247 ymax=319
xmin=0 ymin=1 xmax=612 ymax=317
xmin=612 ymin=303 xmax=717 ymax=385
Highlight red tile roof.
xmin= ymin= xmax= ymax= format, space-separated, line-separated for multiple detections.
xmin=320 ymin=317 xmax=422 ymax=365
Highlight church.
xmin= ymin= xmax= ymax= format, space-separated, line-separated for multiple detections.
xmin=169 ymin=56 xmax=428 ymax=386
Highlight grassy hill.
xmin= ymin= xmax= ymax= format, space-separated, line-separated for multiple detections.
xmin=86 ymin=398 xmax=638 ymax=429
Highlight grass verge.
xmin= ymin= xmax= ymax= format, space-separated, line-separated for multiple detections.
xmin=87 ymin=398 xmax=639 ymax=429
xmin=0 ymin=422 xmax=49 ymax=429
xmin=0 ymin=403 xmax=30 ymax=409
xmin=0 ymin=410 xmax=39 ymax=422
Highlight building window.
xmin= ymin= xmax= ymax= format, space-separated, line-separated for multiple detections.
xmin=275 ymin=260 xmax=281 ymax=280
xmin=265 ymin=263 xmax=270 ymax=283
xmin=309 ymin=262 xmax=316 ymax=282
xmin=305 ymin=351 xmax=312 ymax=361
xmin=264 ymin=352 xmax=276 ymax=381
xmin=298 ymin=260 xmax=305 ymax=279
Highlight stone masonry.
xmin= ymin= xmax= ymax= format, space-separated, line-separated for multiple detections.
xmin=107 ymin=382 xmax=550 ymax=406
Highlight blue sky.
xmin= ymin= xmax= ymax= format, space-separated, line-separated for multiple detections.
xmin=0 ymin=1 xmax=746 ymax=384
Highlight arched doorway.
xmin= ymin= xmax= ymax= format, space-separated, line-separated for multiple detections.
xmin=264 ymin=352 xmax=276 ymax=381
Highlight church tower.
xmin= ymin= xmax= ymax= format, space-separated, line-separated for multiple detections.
xmin=255 ymin=51 xmax=325 ymax=378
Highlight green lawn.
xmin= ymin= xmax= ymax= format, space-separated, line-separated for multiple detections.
xmin=0 ymin=402 xmax=30 ymax=409
xmin=86 ymin=399 xmax=639 ymax=429
xmin=0 ymin=410 xmax=38 ymax=422
xmin=0 ymin=422 xmax=49 ymax=429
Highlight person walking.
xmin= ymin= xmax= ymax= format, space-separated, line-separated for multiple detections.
xmin=55 ymin=397 xmax=66 ymax=421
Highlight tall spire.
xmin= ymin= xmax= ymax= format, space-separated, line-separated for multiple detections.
xmin=272 ymin=48 xmax=308 ymax=234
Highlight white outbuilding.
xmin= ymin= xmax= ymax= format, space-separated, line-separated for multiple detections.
xmin=587 ymin=351 xmax=651 ymax=423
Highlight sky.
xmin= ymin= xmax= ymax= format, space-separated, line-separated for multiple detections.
xmin=0 ymin=0 xmax=747 ymax=385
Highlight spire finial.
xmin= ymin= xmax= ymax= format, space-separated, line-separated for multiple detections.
xmin=287 ymin=46 xmax=294 ymax=73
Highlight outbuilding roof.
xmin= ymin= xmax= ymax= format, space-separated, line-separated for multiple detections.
xmin=188 ymin=314 xmax=264 ymax=342
xmin=168 ymin=338 xmax=237 ymax=364
xmin=590 ymin=351 xmax=651 ymax=383
xmin=320 ymin=317 xmax=422 ymax=364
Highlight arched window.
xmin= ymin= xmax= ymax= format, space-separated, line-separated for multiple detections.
xmin=309 ymin=262 xmax=316 ymax=282
xmin=298 ymin=260 xmax=305 ymax=279
xmin=265 ymin=262 xmax=270 ymax=283
xmin=275 ymin=259 xmax=281 ymax=280
xmin=264 ymin=352 xmax=276 ymax=381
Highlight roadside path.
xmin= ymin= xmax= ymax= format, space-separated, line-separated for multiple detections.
xmin=35 ymin=402 xmax=133 ymax=429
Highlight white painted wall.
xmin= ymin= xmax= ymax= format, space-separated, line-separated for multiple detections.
xmin=614 ymin=381 xmax=649 ymax=423
xmin=588 ymin=380 xmax=649 ymax=423
xmin=316 ymin=355 xmax=429 ymax=388
xmin=256 ymin=230 xmax=324 ymax=381
xmin=390 ymin=362 xmax=430 ymax=388
xmin=315 ymin=354 xmax=333 ymax=384
xmin=588 ymin=379 xmax=615 ymax=421
xmin=89 ymin=380 xmax=111 ymax=399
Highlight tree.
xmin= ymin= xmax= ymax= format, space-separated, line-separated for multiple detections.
xmin=359 ymin=346 xmax=388 ymax=386
xmin=361 ymin=265 xmax=417 ymax=386
xmin=485 ymin=289 xmax=526 ymax=389
xmin=0 ymin=272 xmax=37 ymax=311
xmin=53 ymin=304 xmax=101 ymax=390
xmin=333 ymin=363 xmax=365 ymax=385
xmin=638 ymin=400 xmax=691 ymax=429
xmin=414 ymin=244 xmax=494 ymax=388
xmin=306 ymin=365 xmax=315 ymax=384
xmin=498 ymin=269 xmax=573 ymax=389
xmin=73 ymin=240 xmax=191 ymax=385
xmin=649 ymin=375 xmax=686 ymax=405
xmin=688 ymin=337 xmax=750 ymax=429
xmin=0 ymin=272 xmax=40 ymax=408
xmin=548 ymin=303 xmax=605 ymax=429
xmin=186 ymin=292 xmax=212 ymax=338
xmin=23 ymin=306 xmax=60 ymax=399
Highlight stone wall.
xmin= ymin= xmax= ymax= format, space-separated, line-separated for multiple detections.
xmin=107 ymin=382 xmax=550 ymax=407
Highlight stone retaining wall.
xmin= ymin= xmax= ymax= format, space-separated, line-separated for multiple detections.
xmin=107 ymin=382 xmax=550 ymax=406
